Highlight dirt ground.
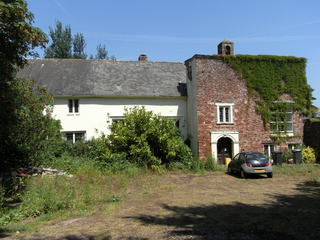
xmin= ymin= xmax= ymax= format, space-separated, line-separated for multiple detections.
xmin=1 ymin=170 xmax=320 ymax=240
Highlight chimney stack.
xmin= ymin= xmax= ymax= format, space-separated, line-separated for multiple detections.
xmin=138 ymin=54 xmax=148 ymax=61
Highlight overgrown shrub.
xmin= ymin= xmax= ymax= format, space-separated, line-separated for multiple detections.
xmin=282 ymin=148 xmax=293 ymax=163
xmin=107 ymin=106 xmax=193 ymax=168
xmin=302 ymin=146 xmax=317 ymax=163
xmin=169 ymin=155 xmax=219 ymax=173
xmin=63 ymin=133 xmax=110 ymax=161
xmin=3 ymin=78 xmax=65 ymax=169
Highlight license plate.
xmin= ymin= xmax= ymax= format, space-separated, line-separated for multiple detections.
xmin=254 ymin=169 xmax=265 ymax=172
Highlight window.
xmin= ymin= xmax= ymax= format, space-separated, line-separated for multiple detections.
xmin=287 ymin=142 xmax=302 ymax=150
xmin=109 ymin=116 xmax=124 ymax=124
xmin=68 ymin=99 xmax=79 ymax=114
xmin=264 ymin=144 xmax=275 ymax=159
xmin=270 ymin=105 xmax=293 ymax=133
xmin=64 ymin=132 xmax=86 ymax=143
xmin=215 ymin=103 xmax=234 ymax=124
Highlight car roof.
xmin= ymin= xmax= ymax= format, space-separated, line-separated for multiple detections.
xmin=239 ymin=152 xmax=262 ymax=154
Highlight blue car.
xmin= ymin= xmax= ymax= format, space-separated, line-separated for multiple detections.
xmin=227 ymin=152 xmax=273 ymax=179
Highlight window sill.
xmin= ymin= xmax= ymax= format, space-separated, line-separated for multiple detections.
xmin=67 ymin=113 xmax=80 ymax=116
xmin=269 ymin=132 xmax=294 ymax=137
xmin=217 ymin=122 xmax=234 ymax=125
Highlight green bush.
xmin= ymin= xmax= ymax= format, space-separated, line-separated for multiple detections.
xmin=302 ymin=146 xmax=317 ymax=163
xmin=107 ymin=106 xmax=193 ymax=168
xmin=4 ymin=78 xmax=65 ymax=169
xmin=63 ymin=133 xmax=110 ymax=161
xmin=282 ymin=148 xmax=293 ymax=163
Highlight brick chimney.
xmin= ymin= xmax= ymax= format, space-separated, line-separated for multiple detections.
xmin=138 ymin=54 xmax=148 ymax=61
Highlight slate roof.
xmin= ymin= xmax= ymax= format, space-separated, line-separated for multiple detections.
xmin=18 ymin=59 xmax=187 ymax=97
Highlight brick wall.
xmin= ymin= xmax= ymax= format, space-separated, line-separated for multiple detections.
xmin=194 ymin=57 xmax=304 ymax=159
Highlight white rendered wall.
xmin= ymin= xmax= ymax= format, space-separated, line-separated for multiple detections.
xmin=52 ymin=97 xmax=188 ymax=140
xmin=186 ymin=59 xmax=199 ymax=157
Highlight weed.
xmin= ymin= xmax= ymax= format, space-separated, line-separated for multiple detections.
xmin=106 ymin=195 xmax=122 ymax=203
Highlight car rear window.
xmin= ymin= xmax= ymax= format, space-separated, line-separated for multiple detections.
xmin=246 ymin=153 xmax=267 ymax=161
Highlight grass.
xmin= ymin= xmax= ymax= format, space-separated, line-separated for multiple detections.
xmin=1 ymin=158 xmax=319 ymax=237
xmin=272 ymin=163 xmax=320 ymax=180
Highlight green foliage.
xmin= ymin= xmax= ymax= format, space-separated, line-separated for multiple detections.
xmin=44 ymin=20 xmax=73 ymax=58
xmin=302 ymin=146 xmax=317 ymax=163
xmin=282 ymin=148 xmax=293 ymax=163
xmin=44 ymin=21 xmax=115 ymax=60
xmin=0 ymin=184 xmax=5 ymax=209
xmin=169 ymin=155 xmax=220 ymax=173
xmin=4 ymin=78 xmax=64 ymax=168
xmin=73 ymin=33 xmax=87 ymax=59
xmin=107 ymin=106 xmax=193 ymax=168
xmin=0 ymin=1 xmax=62 ymax=169
xmin=0 ymin=0 xmax=48 ymax=71
xmin=0 ymin=0 xmax=48 ymax=165
xmin=215 ymin=55 xmax=313 ymax=129
xmin=94 ymin=43 xmax=116 ymax=60
xmin=0 ymin=173 xmax=123 ymax=226
xmin=95 ymin=43 xmax=108 ymax=59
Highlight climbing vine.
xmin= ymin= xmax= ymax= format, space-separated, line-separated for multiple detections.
xmin=215 ymin=55 xmax=313 ymax=131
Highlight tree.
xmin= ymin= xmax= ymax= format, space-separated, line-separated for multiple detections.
xmin=0 ymin=0 xmax=63 ymax=169
xmin=0 ymin=0 xmax=47 ymax=75
xmin=94 ymin=44 xmax=116 ymax=60
xmin=1 ymin=0 xmax=48 ymax=165
xmin=95 ymin=44 xmax=108 ymax=59
xmin=9 ymin=78 xmax=64 ymax=166
xmin=107 ymin=106 xmax=193 ymax=168
xmin=44 ymin=20 xmax=73 ymax=58
xmin=73 ymin=33 xmax=87 ymax=59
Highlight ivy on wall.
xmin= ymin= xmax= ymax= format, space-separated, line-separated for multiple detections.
xmin=215 ymin=55 xmax=313 ymax=130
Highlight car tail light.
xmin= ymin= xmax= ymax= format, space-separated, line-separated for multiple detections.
xmin=246 ymin=163 xmax=252 ymax=167
xmin=266 ymin=162 xmax=269 ymax=167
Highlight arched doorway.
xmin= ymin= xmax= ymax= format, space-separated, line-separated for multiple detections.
xmin=210 ymin=130 xmax=239 ymax=164
xmin=217 ymin=137 xmax=232 ymax=164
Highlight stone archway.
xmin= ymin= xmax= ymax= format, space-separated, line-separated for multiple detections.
xmin=210 ymin=130 xmax=239 ymax=164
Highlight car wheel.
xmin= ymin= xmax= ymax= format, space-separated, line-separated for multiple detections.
xmin=240 ymin=169 xmax=247 ymax=179
xmin=267 ymin=172 xmax=273 ymax=178
xmin=227 ymin=165 xmax=233 ymax=174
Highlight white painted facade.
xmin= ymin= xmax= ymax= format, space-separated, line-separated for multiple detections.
xmin=186 ymin=58 xmax=199 ymax=157
xmin=53 ymin=97 xmax=188 ymax=141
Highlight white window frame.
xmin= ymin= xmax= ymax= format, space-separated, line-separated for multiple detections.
xmin=263 ymin=144 xmax=275 ymax=160
xmin=68 ymin=99 xmax=80 ymax=115
xmin=286 ymin=141 xmax=302 ymax=150
xmin=63 ymin=131 xmax=86 ymax=143
xmin=215 ymin=103 xmax=234 ymax=124
xmin=108 ymin=115 xmax=124 ymax=124
xmin=269 ymin=105 xmax=293 ymax=135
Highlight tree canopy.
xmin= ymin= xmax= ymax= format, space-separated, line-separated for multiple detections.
xmin=0 ymin=0 xmax=63 ymax=169
xmin=44 ymin=20 xmax=115 ymax=60
xmin=73 ymin=33 xmax=87 ymax=59
xmin=44 ymin=20 xmax=74 ymax=58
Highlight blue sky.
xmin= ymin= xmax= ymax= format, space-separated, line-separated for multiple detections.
xmin=26 ymin=0 xmax=320 ymax=108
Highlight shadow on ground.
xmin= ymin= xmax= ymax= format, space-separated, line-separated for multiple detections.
xmin=127 ymin=180 xmax=320 ymax=239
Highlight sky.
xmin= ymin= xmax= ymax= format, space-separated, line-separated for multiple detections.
xmin=26 ymin=0 xmax=320 ymax=108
